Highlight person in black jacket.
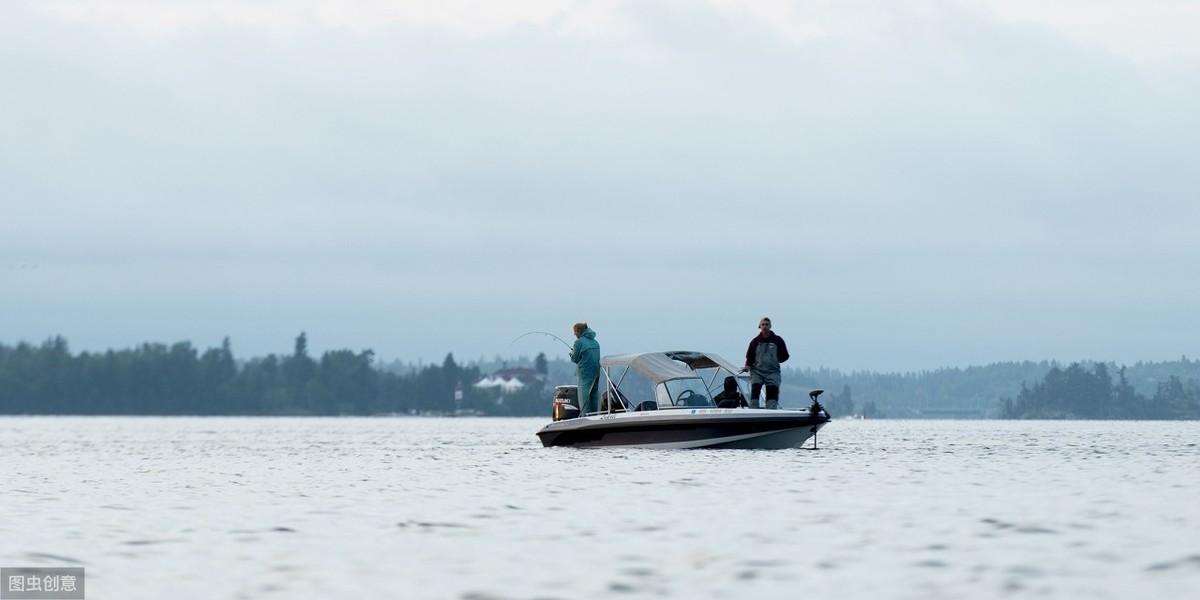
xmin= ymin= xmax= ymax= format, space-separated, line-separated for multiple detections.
xmin=741 ymin=317 xmax=789 ymax=409
xmin=711 ymin=376 xmax=747 ymax=409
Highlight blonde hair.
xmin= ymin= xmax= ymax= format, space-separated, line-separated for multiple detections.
xmin=573 ymin=322 xmax=589 ymax=335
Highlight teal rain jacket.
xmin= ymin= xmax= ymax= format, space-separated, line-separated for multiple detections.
xmin=570 ymin=328 xmax=601 ymax=414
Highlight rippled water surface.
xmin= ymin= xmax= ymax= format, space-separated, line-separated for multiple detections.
xmin=2 ymin=417 xmax=1198 ymax=599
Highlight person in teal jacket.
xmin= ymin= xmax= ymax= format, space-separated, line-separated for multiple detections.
xmin=569 ymin=322 xmax=601 ymax=415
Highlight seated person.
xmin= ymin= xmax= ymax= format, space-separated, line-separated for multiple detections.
xmin=711 ymin=376 xmax=747 ymax=409
xmin=600 ymin=388 xmax=629 ymax=413
xmin=633 ymin=400 xmax=657 ymax=412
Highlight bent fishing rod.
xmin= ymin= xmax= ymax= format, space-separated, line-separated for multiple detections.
xmin=509 ymin=330 xmax=573 ymax=353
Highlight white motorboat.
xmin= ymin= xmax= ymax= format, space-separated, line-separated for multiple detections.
xmin=536 ymin=351 xmax=829 ymax=449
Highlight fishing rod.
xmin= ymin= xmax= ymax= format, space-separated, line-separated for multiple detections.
xmin=509 ymin=330 xmax=573 ymax=353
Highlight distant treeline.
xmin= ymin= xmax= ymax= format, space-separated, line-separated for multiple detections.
xmin=781 ymin=358 xmax=1200 ymax=419
xmin=1000 ymin=363 xmax=1200 ymax=419
xmin=782 ymin=362 xmax=1055 ymax=418
xmin=0 ymin=335 xmax=546 ymax=416
xmin=2 ymin=336 xmax=1198 ymax=418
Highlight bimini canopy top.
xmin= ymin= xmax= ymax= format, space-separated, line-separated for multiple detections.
xmin=600 ymin=351 xmax=742 ymax=384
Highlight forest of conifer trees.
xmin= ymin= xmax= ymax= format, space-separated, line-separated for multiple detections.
xmin=3 ymin=336 xmax=1198 ymax=419
xmin=0 ymin=335 xmax=547 ymax=416
xmin=1000 ymin=362 xmax=1200 ymax=419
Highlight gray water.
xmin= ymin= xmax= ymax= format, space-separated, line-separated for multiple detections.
xmin=2 ymin=418 xmax=1198 ymax=600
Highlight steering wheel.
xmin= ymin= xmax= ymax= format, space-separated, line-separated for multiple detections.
xmin=674 ymin=389 xmax=697 ymax=406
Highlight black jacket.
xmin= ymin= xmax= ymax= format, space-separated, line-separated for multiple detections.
xmin=745 ymin=332 xmax=789 ymax=370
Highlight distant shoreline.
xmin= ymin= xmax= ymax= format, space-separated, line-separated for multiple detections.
xmin=2 ymin=336 xmax=1197 ymax=420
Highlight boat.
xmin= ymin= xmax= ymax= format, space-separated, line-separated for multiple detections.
xmin=536 ymin=350 xmax=830 ymax=449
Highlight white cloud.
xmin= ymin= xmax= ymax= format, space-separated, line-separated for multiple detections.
xmin=33 ymin=0 xmax=627 ymax=37
xmin=978 ymin=0 xmax=1200 ymax=62
xmin=28 ymin=0 xmax=1200 ymax=63
xmin=3 ymin=0 xmax=1198 ymax=369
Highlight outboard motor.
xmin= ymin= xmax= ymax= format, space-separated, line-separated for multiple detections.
xmin=552 ymin=385 xmax=580 ymax=421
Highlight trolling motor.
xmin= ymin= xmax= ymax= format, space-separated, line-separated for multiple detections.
xmin=808 ymin=389 xmax=826 ymax=450
xmin=809 ymin=389 xmax=826 ymax=417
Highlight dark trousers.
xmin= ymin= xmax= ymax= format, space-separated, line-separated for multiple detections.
xmin=750 ymin=383 xmax=780 ymax=409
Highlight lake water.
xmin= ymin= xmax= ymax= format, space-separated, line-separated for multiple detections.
xmin=2 ymin=417 xmax=1198 ymax=599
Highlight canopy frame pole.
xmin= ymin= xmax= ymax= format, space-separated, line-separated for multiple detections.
xmin=706 ymin=368 xmax=721 ymax=394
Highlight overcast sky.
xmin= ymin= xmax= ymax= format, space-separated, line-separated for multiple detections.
xmin=2 ymin=1 xmax=1198 ymax=371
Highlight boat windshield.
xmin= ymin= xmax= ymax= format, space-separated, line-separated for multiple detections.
xmin=658 ymin=378 xmax=714 ymax=408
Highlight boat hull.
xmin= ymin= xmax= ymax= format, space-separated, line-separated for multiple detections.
xmin=536 ymin=409 xmax=829 ymax=449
